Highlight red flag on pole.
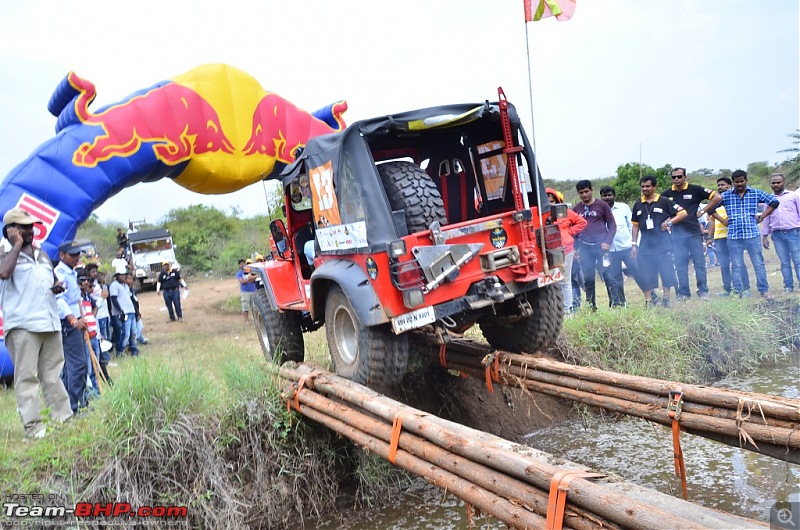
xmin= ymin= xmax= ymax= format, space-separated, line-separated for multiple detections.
xmin=524 ymin=0 xmax=576 ymax=22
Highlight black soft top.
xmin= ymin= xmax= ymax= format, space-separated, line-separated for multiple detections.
xmin=127 ymin=229 xmax=171 ymax=243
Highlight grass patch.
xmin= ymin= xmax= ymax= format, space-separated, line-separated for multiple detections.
xmin=557 ymin=298 xmax=795 ymax=382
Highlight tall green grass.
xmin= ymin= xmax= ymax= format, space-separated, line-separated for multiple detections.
xmin=557 ymin=298 xmax=794 ymax=383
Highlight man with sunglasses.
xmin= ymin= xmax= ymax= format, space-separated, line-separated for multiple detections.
xmin=0 ymin=208 xmax=73 ymax=438
xmin=661 ymin=167 xmax=716 ymax=301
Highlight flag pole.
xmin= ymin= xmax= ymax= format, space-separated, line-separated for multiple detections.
xmin=523 ymin=12 xmax=550 ymax=275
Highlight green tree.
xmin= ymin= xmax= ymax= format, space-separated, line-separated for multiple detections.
xmin=778 ymin=129 xmax=800 ymax=184
xmin=162 ymin=205 xmax=240 ymax=272
xmin=612 ymin=163 xmax=673 ymax=204
xmin=76 ymin=213 xmax=121 ymax=263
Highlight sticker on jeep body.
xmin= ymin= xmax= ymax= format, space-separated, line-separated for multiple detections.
xmin=316 ymin=221 xmax=368 ymax=251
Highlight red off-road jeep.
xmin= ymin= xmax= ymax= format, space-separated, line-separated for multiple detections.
xmin=252 ymin=89 xmax=566 ymax=385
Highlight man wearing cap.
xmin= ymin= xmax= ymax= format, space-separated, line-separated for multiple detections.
xmin=54 ymin=239 xmax=90 ymax=413
xmin=109 ymin=271 xmax=139 ymax=356
xmin=0 ymin=208 xmax=73 ymax=438
xmin=156 ymin=261 xmax=187 ymax=322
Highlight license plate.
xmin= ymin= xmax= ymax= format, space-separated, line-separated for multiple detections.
xmin=391 ymin=305 xmax=436 ymax=334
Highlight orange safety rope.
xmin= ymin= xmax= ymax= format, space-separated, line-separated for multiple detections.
xmin=667 ymin=388 xmax=688 ymax=500
xmin=482 ymin=353 xmax=495 ymax=393
xmin=465 ymin=503 xmax=476 ymax=528
xmin=439 ymin=343 xmax=448 ymax=368
xmin=388 ymin=414 xmax=403 ymax=464
xmin=545 ymin=470 xmax=606 ymax=530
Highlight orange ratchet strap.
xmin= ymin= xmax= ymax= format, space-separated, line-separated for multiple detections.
xmin=545 ymin=470 xmax=605 ymax=530
xmin=439 ymin=343 xmax=448 ymax=368
xmin=482 ymin=353 xmax=496 ymax=393
xmin=388 ymin=414 xmax=403 ymax=464
xmin=667 ymin=388 xmax=688 ymax=500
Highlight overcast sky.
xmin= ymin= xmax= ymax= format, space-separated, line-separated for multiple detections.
xmin=0 ymin=0 xmax=797 ymax=224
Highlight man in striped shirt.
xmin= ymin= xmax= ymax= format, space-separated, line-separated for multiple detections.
xmin=702 ymin=170 xmax=780 ymax=298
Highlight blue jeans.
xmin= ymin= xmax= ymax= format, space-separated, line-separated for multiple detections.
xmin=571 ymin=257 xmax=584 ymax=310
xmin=97 ymin=317 xmax=110 ymax=342
xmin=578 ymin=243 xmax=618 ymax=308
xmin=771 ymin=228 xmax=800 ymax=290
xmin=162 ymin=288 xmax=182 ymax=320
xmin=672 ymin=235 xmax=708 ymax=297
xmin=111 ymin=314 xmax=139 ymax=356
xmin=85 ymin=337 xmax=99 ymax=397
xmin=713 ymin=238 xmax=749 ymax=293
xmin=729 ymin=237 xmax=769 ymax=294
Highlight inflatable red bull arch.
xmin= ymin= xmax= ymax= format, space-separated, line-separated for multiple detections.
xmin=0 ymin=63 xmax=347 ymax=380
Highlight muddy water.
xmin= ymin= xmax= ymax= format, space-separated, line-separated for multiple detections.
xmin=317 ymin=356 xmax=799 ymax=528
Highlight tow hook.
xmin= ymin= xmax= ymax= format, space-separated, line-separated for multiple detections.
xmin=477 ymin=277 xmax=506 ymax=302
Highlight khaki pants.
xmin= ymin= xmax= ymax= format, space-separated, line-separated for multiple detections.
xmin=6 ymin=329 xmax=73 ymax=436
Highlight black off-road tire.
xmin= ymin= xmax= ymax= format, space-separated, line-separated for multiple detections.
xmin=479 ymin=285 xmax=564 ymax=354
xmin=252 ymin=289 xmax=304 ymax=363
xmin=377 ymin=161 xmax=447 ymax=234
xmin=325 ymin=286 xmax=408 ymax=386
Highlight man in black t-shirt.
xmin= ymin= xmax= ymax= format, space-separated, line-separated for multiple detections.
xmin=632 ymin=176 xmax=688 ymax=307
xmin=156 ymin=261 xmax=188 ymax=322
xmin=661 ymin=167 xmax=716 ymax=300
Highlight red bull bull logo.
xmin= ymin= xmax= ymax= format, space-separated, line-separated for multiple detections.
xmin=68 ymin=72 xmax=234 ymax=167
xmin=243 ymin=95 xmax=347 ymax=163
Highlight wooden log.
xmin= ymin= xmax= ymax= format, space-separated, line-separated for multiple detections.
xmin=442 ymin=352 xmax=800 ymax=451
xmin=281 ymin=364 xmax=765 ymax=529
xmin=291 ymin=396 xmax=547 ymax=529
xmin=451 ymin=362 xmax=799 ymax=464
xmin=290 ymin=383 xmax=619 ymax=530
xmin=441 ymin=348 xmax=799 ymax=432
xmin=506 ymin=354 xmax=800 ymax=423
xmin=441 ymin=339 xmax=799 ymax=422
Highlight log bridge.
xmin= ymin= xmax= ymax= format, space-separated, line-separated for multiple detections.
xmin=280 ymin=361 xmax=774 ymax=529
xmin=433 ymin=338 xmax=800 ymax=465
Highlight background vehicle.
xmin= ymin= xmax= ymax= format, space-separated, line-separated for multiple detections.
xmin=127 ymin=228 xmax=180 ymax=289
xmin=252 ymin=90 xmax=566 ymax=386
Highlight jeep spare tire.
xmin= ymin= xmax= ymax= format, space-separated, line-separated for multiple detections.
xmin=378 ymin=161 xmax=447 ymax=234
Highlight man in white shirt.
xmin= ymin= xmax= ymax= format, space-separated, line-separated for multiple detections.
xmin=0 ymin=209 xmax=73 ymax=438
xmin=601 ymin=186 xmax=643 ymax=307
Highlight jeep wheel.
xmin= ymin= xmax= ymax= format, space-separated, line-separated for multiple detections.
xmin=252 ymin=289 xmax=304 ymax=363
xmin=378 ymin=161 xmax=447 ymax=234
xmin=479 ymin=285 xmax=564 ymax=353
xmin=325 ymin=286 xmax=408 ymax=386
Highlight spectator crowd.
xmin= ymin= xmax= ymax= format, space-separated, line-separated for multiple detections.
xmin=549 ymin=169 xmax=799 ymax=313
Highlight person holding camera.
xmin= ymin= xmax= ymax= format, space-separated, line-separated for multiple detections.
xmin=0 ymin=208 xmax=73 ymax=438
xmin=237 ymin=258 xmax=258 ymax=322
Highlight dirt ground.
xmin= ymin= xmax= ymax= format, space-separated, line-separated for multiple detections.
xmin=137 ymin=276 xmax=570 ymax=442
xmin=136 ymin=276 xmax=245 ymax=337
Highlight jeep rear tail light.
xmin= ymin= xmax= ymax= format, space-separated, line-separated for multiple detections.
xmin=543 ymin=224 xmax=562 ymax=249
xmin=391 ymin=260 xmax=425 ymax=291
